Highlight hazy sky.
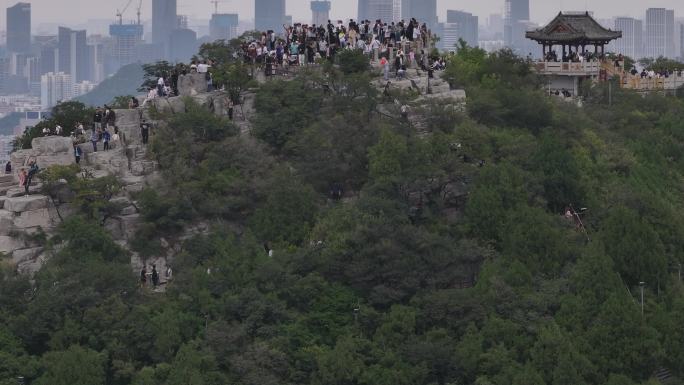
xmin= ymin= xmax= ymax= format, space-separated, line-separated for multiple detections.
xmin=1 ymin=0 xmax=683 ymax=32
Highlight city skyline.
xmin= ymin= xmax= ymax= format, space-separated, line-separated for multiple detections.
xmin=1 ymin=0 xmax=683 ymax=32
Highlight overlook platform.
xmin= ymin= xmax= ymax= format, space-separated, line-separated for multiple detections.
xmin=533 ymin=61 xmax=602 ymax=77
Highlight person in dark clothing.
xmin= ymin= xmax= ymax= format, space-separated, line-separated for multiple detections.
xmin=151 ymin=265 xmax=159 ymax=287
xmin=93 ymin=108 xmax=103 ymax=130
xmin=4 ymin=161 xmax=10 ymax=174
xmin=25 ymin=160 xmax=39 ymax=196
xmin=103 ymin=129 xmax=111 ymax=151
xmin=140 ymin=120 xmax=150 ymax=145
xmin=74 ymin=144 xmax=82 ymax=164
xmin=140 ymin=266 xmax=147 ymax=287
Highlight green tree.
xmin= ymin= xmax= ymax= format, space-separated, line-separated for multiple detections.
xmin=35 ymin=345 xmax=106 ymax=385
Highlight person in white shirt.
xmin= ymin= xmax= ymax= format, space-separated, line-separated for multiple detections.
xmin=197 ymin=61 xmax=210 ymax=73
xmin=157 ymin=76 xmax=165 ymax=97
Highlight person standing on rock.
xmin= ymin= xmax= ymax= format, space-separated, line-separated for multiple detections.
xmin=25 ymin=160 xmax=39 ymax=196
xmin=140 ymin=266 xmax=147 ymax=288
xmin=74 ymin=144 xmax=82 ymax=164
xmin=151 ymin=265 xmax=159 ymax=287
xmin=93 ymin=107 xmax=103 ymax=131
xmin=140 ymin=120 xmax=150 ymax=145
xmin=18 ymin=169 xmax=27 ymax=190
xmin=103 ymin=128 xmax=111 ymax=151
xmin=157 ymin=75 xmax=165 ymax=97
xmin=90 ymin=127 xmax=99 ymax=152
xmin=5 ymin=161 xmax=11 ymax=174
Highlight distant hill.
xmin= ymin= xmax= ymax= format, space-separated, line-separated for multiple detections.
xmin=75 ymin=63 xmax=144 ymax=107
xmin=0 ymin=112 xmax=21 ymax=136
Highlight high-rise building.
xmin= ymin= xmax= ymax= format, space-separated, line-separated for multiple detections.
xmin=504 ymin=0 xmax=529 ymax=48
xmin=7 ymin=3 xmax=31 ymax=53
xmin=680 ymin=24 xmax=684 ymax=61
xmin=401 ymin=0 xmax=437 ymax=27
xmin=645 ymin=8 xmax=675 ymax=59
xmin=110 ymin=24 xmax=144 ymax=69
xmin=169 ymin=29 xmax=197 ymax=62
xmin=311 ymin=1 xmax=331 ymax=26
xmin=446 ymin=10 xmax=479 ymax=48
xmin=210 ymin=14 xmax=240 ymax=41
xmin=58 ymin=27 xmax=88 ymax=83
xmin=255 ymin=0 xmax=286 ymax=32
xmin=152 ymin=0 xmax=178 ymax=57
xmin=40 ymin=72 xmax=73 ymax=110
xmin=358 ymin=0 xmax=395 ymax=23
xmin=613 ymin=17 xmax=643 ymax=59
xmin=488 ymin=13 xmax=504 ymax=40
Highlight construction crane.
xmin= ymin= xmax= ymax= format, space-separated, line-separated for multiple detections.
xmin=116 ymin=0 xmax=135 ymax=25
xmin=136 ymin=0 xmax=143 ymax=25
xmin=210 ymin=0 xmax=229 ymax=15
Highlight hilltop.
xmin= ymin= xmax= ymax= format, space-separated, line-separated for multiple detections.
xmin=1 ymin=40 xmax=684 ymax=385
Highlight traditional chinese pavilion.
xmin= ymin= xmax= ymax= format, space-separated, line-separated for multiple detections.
xmin=526 ymin=12 xmax=622 ymax=58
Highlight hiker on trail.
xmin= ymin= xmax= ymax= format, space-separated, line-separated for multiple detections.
xmin=25 ymin=160 xmax=39 ymax=196
xmin=166 ymin=265 xmax=173 ymax=281
xmin=103 ymin=128 xmax=111 ymax=151
xmin=225 ymin=98 xmax=234 ymax=120
xmin=90 ymin=127 xmax=99 ymax=152
xmin=73 ymin=144 xmax=82 ymax=164
xmin=140 ymin=120 xmax=150 ymax=145
xmin=380 ymin=56 xmax=389 ymax=81
xmin=140 ymin=266 xmax=147 ymax=287
xmin=18 ymin=169 xmax=26 ymax=190
xmin=105 ymin=107 xmax=116 ymax=129
xmin=93 ymin=107 xmax=103 ymax=130
xmin=111 ymin=127 xmax=120 ymax=149
xmin=157 ymin=75 xmax=165 ymax=97
xmin=151 ymin=265 xmax=159 ymax=287
xmin=5 ymin=161 xmax=10 ymax=174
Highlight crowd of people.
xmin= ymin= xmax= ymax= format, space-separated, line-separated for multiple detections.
xmin=236 ymin=18 xmax=448 ymax=78
xmin=139 ymin=264 xmax=172 ymax=289
xmin=141 ymin=60 xmax=214 ymax=106
xmin=631 ymin=67 xmax=684 ymax=79
xmin=543 ymin=49 xmax=609 ymax=63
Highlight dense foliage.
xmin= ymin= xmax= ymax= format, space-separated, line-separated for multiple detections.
xmin=2 ymin=42 xmax=684 ymax=385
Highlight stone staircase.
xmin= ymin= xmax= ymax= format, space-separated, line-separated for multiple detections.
xmin=0 ymin=174 xmax=17 ymax=196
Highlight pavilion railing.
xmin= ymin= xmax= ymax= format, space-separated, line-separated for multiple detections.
xmin=533 ymin=61 xmax=602 ymax=75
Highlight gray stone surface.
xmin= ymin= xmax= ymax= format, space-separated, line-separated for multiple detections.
xmin=31 ymin=136 xmax=73 ymax=154
xmin=0 ymin=236 xmax=25 ymax=254
xmin=13 ymin=208 xmax=53 ymax=229
xmin=4 ymin=195 xmax=49 ymax=213
xmin=178 ymin=73 xmax=208 ymax=96
xmin=0 ymin=209 xmax=14 ymax=234
xmin=12 ymin=247 xmax=43 ymax=265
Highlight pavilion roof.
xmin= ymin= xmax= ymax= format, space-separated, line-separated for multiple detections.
xmin=526 ymin=12 xmax=622 ymax=44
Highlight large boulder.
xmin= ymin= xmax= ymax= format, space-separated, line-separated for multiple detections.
xmin=32 ymin=136 xmax=73 ymax=154
xmin=152 ymin=97 xmax=186 ymax=114
xmin=11 ymin=149 xmax=38 ymax=168
xmin=114 ymin=109 xmax=140 ymax=128
xmin=0 ymin=210 xmax=14 ymax=234
xmin=35 ymin=153 xmax=75 ymax=168
xmin=178 ymin=73 xmax=208 ymax=96
xmin=0 ymin=235 xmax=25 ymax=254
xmin=4 ymin=195 xmax=49 ymax=213
xmin=11 ymin=247 xmax=43 ymax=265
xmin=13 ymin=208 xmax=53 ymax=230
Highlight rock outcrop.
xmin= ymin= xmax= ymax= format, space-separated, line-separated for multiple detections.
xmin=177 ymin=73 xmax=208 ymax=96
